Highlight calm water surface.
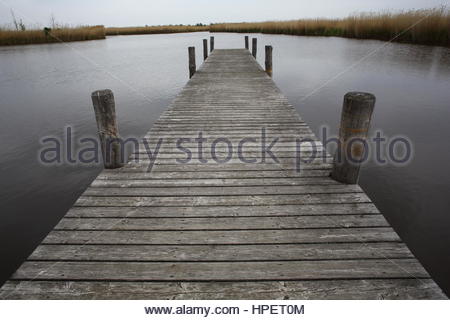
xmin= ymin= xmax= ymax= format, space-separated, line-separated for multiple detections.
xmin=1 ymin=32 xmax=449 ymax=295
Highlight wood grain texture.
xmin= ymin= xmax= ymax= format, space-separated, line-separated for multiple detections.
xmin=91 ymin=89 xmax=123 ymax=169
xmin=331 ymin=92 xmax=376 ymax=184
xmin=11 ymin=259 xmax=429 ymax=281
xmin=40 ymin=228 xmax=402 ymax=245
xmin=65 ymin=203 xmax=381 ymax=218
xmin=1 ymin=280 xmax=444 ymax=300
xmin=54 ymin=215 xmax=389 ymax=231
xmin=28 ymin=242 xmax=413 ymax=261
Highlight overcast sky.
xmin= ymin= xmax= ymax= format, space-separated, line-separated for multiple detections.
xmin=0 ymin=0 xmax=448 ymax=28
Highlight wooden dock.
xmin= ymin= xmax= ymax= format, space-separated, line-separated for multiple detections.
xmin=0 ymin=48 xmax=445 ymax=299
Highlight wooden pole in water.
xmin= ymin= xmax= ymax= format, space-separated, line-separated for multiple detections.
xmin=188 ymin=46 xmax=196 ymax=78
xmin=245 ymin=36 xmax=249 ymax=50
xmin=203 ymin=39 xmax=208 ymax=60
xmin=91 ymin=89 xmax=123 ymax=169
xmin=331 ymin=92 xmax=376 ymax=184
xmin=210 ymin=36 xmax=214 ymax=52
xmin=252 ymin=38 xmax=257 ymax=58
xmin=265 ymin=45 xmax=273 ymax=77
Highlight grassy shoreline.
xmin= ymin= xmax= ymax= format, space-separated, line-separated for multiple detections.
xmin=106 ymin=25 xmax=208 ymax=36
xmin=1 ymin=8 xmax=449 ymax=47
xmin=210 ymin=8 xmax=450 ymax=47
xmin=0 ymin=25 xmax=207 ymax=46
xmin=0 ymin=25 xmax=105 ymax=46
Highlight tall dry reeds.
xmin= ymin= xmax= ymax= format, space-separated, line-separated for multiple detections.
xmin=106 ymin=25 xmax=208 ymax=36
xmin=0 ymin=25 xmax=106 ymax=46
xmin=210 ymin=8 xmax=450 ymax=46
xmin=1 ymin=8 xmax=448 ymax=47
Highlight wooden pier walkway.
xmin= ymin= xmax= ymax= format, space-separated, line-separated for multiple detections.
xmin=0 ymin=49 xmax=445 ymax=299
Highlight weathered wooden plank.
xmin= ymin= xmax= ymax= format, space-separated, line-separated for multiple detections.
xmin=83 ymin=185 xmax=363 ymax=197
xmin=118 ymin=164 xmax=333 ymax=173
xmin=157 ymin=115 xmax=301 ymax=119
xmin=161 ymin=112 xmax=297 ymax=115
xmin=97 ymin=170 xmax=333 ymax=179
xmin=42 ymin=228 xmax=400 ymax=245
xmin=3 ymin=279 xmax=445 ymax=300
xmin=135 ymin=145 xmax=324 ymax=153
xmin=140 ymin=138 xmax=320 ymax=145
xmin=143 ymin=135 xmax=316 ymax=141
xmin=11 ymin=259 xmax=428 ymax=281
xmin=135 ymin=137 xmax=322 ymax=146
xmin=90 ymin=177 xmax=339 ymax=188
xmin=131 ymin=159 xmax=331 ymax=166
xmin=131 ymin=152 xmax=329 ymax=159
xmin=1 ymin=279 xmax=444 ymax=300
xmin=128 ymin=159 xmax=331 ymax=167
xmin=74 ymin=193 xmax=371 ymax=207
xmin=29 ymin=242 xmax=412 ymax=262
xmin=153 ymin=121 xmax=307 ymax=125
xmin=146 ymin=130 xmax=313 ymax=136
xmin=149 ymin=124 xmax=309 ymax=129
xmin=54 ymin=215 xmax=389 ymax=231
xmin=65 ymin=203 xmax=380 ymax=218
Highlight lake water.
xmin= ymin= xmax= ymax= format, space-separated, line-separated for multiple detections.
xmin=0 ymin=32 xmax=449 ymax=296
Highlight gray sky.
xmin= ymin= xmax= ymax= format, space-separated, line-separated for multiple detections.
xmin=0 ymin=0 xmax=448 ymax=28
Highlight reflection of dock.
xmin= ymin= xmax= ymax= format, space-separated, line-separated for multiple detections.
xmin=0 ymin=48 xmax=445 ymax=299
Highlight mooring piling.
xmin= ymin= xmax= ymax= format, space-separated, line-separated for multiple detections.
xmin=203 ymin=39 xmax=208 ymax=60
xmin=245 ymin=36 xmax=249 ymax=50
xmin=252 ymin=38 xmax=257 ymax=58
xmin=210 ymin=36 xmax=215 ymax=52
xmin=90 ymin=89 xmax=123 ymax=169
xmin=188 ymin=46 xmax=196 ymax=78
xmin=265 ymin=45 xmax=273 ymax=77
xmin=331 ymin=92 xmax=376 ymax=184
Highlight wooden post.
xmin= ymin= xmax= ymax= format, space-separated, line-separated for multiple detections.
xmin=265 ymin=45 xmax=273 ymax=77
xmin=210 ymin=36 xmax=214 ymax=52
xmin=252 ymin=38 xmax=257 ymax=58
xmin=91 ymin=89 xmax=123 ymax=169
xmin=203 ymin=39 xmax=208 ymax=60
xmin=188 ymin=46 xmax=196 ymax=78
xmin=331 ymin=92 xmax=376 ymax=184
xmin=245 ymin=36 xmax=249 ymax=50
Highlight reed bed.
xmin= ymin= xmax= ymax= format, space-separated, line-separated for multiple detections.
xmin=106 ymin=25 xmax=208 ymax=36
xmin=0 ymin=25 xmax=106 ymax=46
xmin=1 ymin=8 xmax=448 ymax=47
xmin=210 ymin=8 xmax=450 ymax=46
